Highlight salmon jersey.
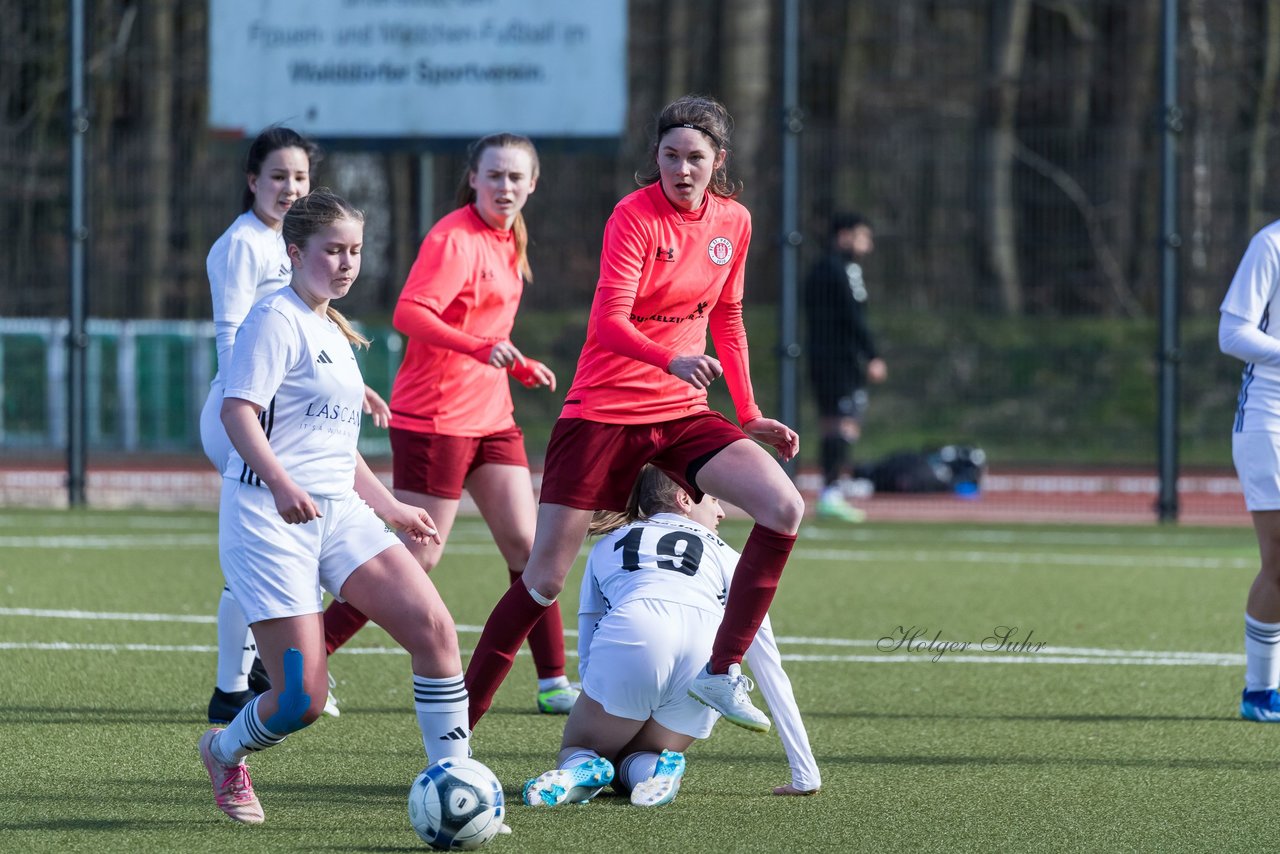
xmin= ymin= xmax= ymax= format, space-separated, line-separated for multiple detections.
xmin=562 ymin=183 xmax=762 ymax=425
xmin=390 ymin=205 xmax=523 ymax=437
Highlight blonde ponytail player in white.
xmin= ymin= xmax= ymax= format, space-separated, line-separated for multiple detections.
xmin=520 ymin=465 xmax=821 ymax=808
xmin=197 ymin=190 xmax=473 ymax=826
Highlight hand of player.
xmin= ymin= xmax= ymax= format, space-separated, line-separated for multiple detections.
xmin=509 ymin=358 xmax=557 ymax=391
xmin=362 ymin=385 xmax=391 ymax=428
xmin=384 ymin=501 xmax=441 ymax=545
xmin=668 ymin=354 xmax=723 ymax=389
xmin=772 ymin=783 xmax=820 ymax=796
xmin=866 ymin=357 xmax=887 ymax=384
xmin=271 ymin=478 xmax=322 ymax=525
xmin=486 ymin=340 xmax=526 ymax=369
xmin=743 ymin=417 xmax=800 ymax=462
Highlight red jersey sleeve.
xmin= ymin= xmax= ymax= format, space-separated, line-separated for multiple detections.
xmin=708 ymin=226 xmax=762 ymax=425
xmin=593 ymin=206 xmax=681 ymax=370
xmin=394 ymin=230 xmax=495 ymax=362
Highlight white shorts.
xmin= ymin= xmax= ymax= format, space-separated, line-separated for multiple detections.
xmin=200 ymin=377 xmax=232 ymax=472
xmin=218 ymin=480 xmax=400 ymax=623
xmin=1233 ymin=430 xmax=1280 ymax=511
xmin=581 ymin=599 xmax=720 ymax=739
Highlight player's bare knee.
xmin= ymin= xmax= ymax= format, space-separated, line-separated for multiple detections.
xmin=757 ymin=489 xmax=804 ymax=535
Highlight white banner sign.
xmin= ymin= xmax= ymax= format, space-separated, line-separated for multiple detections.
xmin=209 ymin=0 xmax=627 ymax=138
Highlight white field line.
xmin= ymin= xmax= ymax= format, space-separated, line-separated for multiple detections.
xmin=0 ymin=530 xmax=1254 ymax=571
xmin=0 ymin=607 xmax=1243 ymax=667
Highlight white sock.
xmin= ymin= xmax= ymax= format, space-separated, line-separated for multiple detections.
xmin=538 ymin=675 xmax=571 ymax=692
xmin=215 ymin=587 xmax=255 ymax=692
xmin=561 ymin=748 xmax=599 ymax=769
xmin=819 ymin=485 xmax=843 ymax=503
xmin=414 ymin=674 xmax=470 ymax=762
xmin=617 ymin=751 xmax=659 ymax=794
xmin=213 ymin=696 xmax=286 ymax=765
xmin=1245 ymin=614 xmax=1280 ymax=691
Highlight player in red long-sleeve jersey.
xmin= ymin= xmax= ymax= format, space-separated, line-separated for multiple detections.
xmin=466 ymin=96 xmax=804 ymax=733
xmin=321 ymin=133 xmax=579 ymax=716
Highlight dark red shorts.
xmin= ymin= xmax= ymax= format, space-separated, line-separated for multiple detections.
xmin=539 ymin=411 xmax=746 ymax=511
xmin=390 ymin=426 xmax=529 ymax=500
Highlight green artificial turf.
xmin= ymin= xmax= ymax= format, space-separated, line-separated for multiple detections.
xmin=0 ymin=509 xmax=1267 ymax=852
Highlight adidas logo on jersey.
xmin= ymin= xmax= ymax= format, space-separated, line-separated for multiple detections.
xmin=316 ymin=350 xmax=334 ymax=364
xmin=438 ymin=725 xmax=469 ymax=741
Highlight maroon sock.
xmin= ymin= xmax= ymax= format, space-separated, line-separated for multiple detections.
xmin=510 ymin=569 xmax=566 ymax=680
xmin=465 ymin=578 xmax=549 ymax=727
xmin=709 ymin=524 xmax=797 ymax=673
xmin=323 ymin=599 xmax=370 ymax=656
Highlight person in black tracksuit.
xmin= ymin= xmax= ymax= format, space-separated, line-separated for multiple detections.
xmin=803 ymin=213 xmax=887 ymax=521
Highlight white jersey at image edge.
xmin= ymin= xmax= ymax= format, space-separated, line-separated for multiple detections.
xmin=221 ymin=287 xmax=365 ymax=498
xmin=1221 ymin=218 xmax=1280 ymax=431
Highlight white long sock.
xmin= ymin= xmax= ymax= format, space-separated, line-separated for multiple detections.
xmin=414 ymin=674 xmax=470 ymax=762
xmin=1245 ymin=614 xmax=1280 ymax=691
xmin=215 ymin=587 xmax=255 ymax=692
xmin=212 ymin=696 xmax=286 ymax=765
xmin=617 ymin=751 xmax=660 ymax=794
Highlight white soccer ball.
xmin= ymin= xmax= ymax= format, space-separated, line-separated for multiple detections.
xmin=408 ymin=756 xmax=506 ymax=850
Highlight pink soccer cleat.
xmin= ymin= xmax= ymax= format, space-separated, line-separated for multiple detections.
xmin=198 ymin=728 xmax=264 ymax=824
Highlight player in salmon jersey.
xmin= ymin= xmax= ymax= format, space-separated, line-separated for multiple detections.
xmin=466 ymin=95 xmax=805 ymax=733
xmin=317 ymin=134 xmax=579 ymax=715
xmin=521 ymin=465 xmax=821 ymax=808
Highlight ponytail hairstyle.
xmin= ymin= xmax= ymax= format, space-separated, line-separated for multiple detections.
xmin=455 ymin=132 xmax=540 ymax=282
xmin=635 ymin=94 xmax=741 ymax=199
xmin=587 ymin=465 xmax=686 ymax=537
xmin=241 ymin=125 xmax=322 ymax=212
xmin=281 ymin=188 xmax=371 ymax=349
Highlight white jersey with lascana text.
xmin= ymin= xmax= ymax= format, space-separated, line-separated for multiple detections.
xmin=221 ymin=287 xmax=365 ymax=498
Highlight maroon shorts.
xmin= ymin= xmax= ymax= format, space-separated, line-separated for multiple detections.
xmin=390 ymin=426 xmax=529 ymax=500
xmin=539 ymin=411 xmax=746 ymax=511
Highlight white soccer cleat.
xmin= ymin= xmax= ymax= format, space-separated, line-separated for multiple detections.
xmin=688 ymin=663 xmax=771 ymax=732
xmin=630 ymin=750 xmax=686 ymax=807
xmin=521 ymin=757 xmax=615 ymax=806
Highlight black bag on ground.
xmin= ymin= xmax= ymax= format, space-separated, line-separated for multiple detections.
xmin=855 ymin=445 xmax=986 ymax=494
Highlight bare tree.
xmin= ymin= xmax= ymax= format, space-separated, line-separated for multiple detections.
xmin=1249 ymin=0 xmax=1280 ymax=233
xmin=142 ymin=0 xmax=175 ymax=318
xmin=982 ymin=0 xmax=1031 ymax=316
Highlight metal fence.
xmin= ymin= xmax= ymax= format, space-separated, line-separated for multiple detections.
xmin=3 ymin=0 xmax=1271 ymax=522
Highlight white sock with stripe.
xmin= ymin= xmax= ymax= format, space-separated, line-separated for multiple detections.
xmin=1245 ymin=614 xmax=1280 ymax=692
xmin=215 ymin=588 xmax=255 ymax=693
xmin=212 ymin=696 xmax=286 ymax=765
xmin=617 ymin=751 xmax=660 ymax=794
xmin=414 ymin=674 xmax=470 ymax=762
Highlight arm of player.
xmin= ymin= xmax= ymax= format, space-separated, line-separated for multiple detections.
xmin=362 ymin=385 xmax=391 ymax=428
xmin=577 ymin=553 xmax=607 ymax=680
xmin=1220 ymin=310 xmax=1280 ymax=367
xmin=352 ymin=454 xmax=440 ymax=545
xmin=743 ymin=614 xmax=822 ymax=795
xmin=222 ymin=397 xmax=320 ymax=525
xmin=393 ymin=298 xmax=504 ymax=364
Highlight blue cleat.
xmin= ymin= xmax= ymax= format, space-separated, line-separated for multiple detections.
xmin=522 ymin=756 xmax=615 ymax=806
xmin=630 ymin=750 xmax=686 ymax=807
xmin=1241 ymin=689 xmax=1280 ymax=722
